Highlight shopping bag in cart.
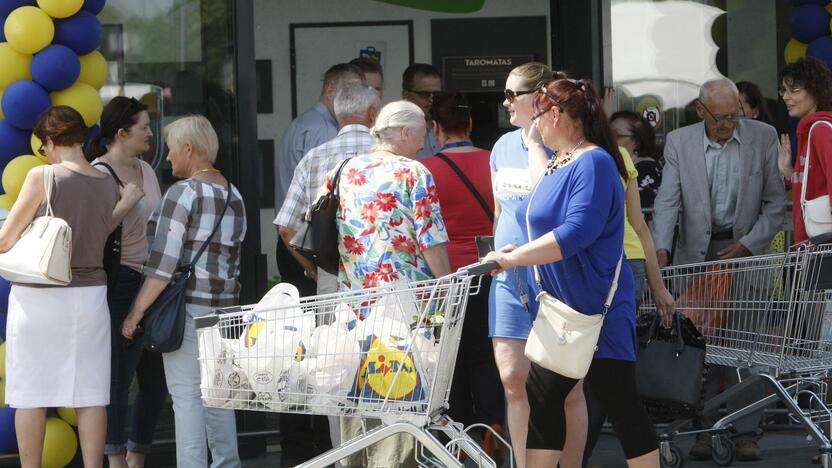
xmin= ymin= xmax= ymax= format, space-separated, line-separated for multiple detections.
xmin=676 ymin=264 xmax=733 ymax=333
xmin=350 ymin=335 xmax=426 ymax=404
xmin=306 ymin=323 xmax=361 ymax=405
xmin=636 ymin=312 xmax=705 ymax=413
xmin=200 ymin=332 xmax=254 ymax=408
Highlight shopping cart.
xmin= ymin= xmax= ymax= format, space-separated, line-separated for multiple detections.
xmin=638 ymin=240 xmax=832 ymax=468
xmin=194 ymin=262 xmax=510 ymax=468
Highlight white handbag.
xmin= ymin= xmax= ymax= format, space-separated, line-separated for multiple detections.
xmin=523 ymin=176 xmax=623 ymax=379
xmin=0 ymin=165 xmax=72 ymax=285
xmin=800 ymin=120 xmax=832 ymax=239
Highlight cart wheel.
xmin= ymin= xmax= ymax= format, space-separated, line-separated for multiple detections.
xmin=660 ymin=443 xmax=684 ymax=468
xmin=712 ymin=436 xmax=735 ymax=466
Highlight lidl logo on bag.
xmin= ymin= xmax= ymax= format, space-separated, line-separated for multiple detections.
xmin=242 ymin=322 xmax=266 ymax=348
xmin=352 ymin=336 xmax=424 ymax=401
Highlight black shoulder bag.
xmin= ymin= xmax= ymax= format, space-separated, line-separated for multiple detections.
xmin=93 ymin=162 xmax=123 ymax=290
xmin=137 ymin=186 xmax=233 ymax=353
xmin=290 ymin=158 xmax=351 ymax=275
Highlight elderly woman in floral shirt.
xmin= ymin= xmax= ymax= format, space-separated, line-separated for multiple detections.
xmin=321 ymin=100 xmax=450 ymax=467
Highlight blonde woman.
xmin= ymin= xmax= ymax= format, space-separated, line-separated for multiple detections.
xmin=122 ymin=115 xmax=246 ymax=468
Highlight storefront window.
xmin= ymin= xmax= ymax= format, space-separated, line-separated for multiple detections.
xmin=609 ymin=0 xmax=789 ymax=142
xmin=98 ymin=0 xmax=238 ymax=186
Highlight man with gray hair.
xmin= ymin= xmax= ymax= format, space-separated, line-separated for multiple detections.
xmin=652 ymin=78 xmax=786 ymax=461
xmin=275 ymin=82 xmax=381 ymax=294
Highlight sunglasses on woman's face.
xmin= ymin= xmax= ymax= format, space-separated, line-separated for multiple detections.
xmin=504 ymin=88 xmax=536 ymax=103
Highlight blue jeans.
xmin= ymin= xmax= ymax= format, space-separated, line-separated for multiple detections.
xmin=105 ymin=266 xmax=169 ymax=455
xmin=629 ymin=259 xmax=646 ymax=305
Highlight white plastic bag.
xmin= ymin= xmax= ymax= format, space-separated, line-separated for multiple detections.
xmin=306 ymin=324 xmax=361 ymax=406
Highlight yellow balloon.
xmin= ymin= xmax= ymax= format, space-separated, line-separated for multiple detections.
xmin=30 ymin=133 xmax=43 ymax=157
xmin=36 ymin=0 xmax=83 ymax=19
xmin=56 ymin=407 xmax=78 ymax=427
xmin=42 ymin=417 xmax=78 ymax=468
xmin=0 ymin=194 xmax=15 ymax=211
xmin=3 ymin=6 xmax=55 ymax=55
xmin=51 ymin=82 xmax=103 ymax=127
xmin=785 ymin=38 xmax=808 ymax=64
xmin=0 ymin=343 xmax=5 ymax=379
xmin=0 ymin=43 xmax=33 ymax=90
xmin=0 ymin=378 xmax=5 ymax=407
xmin=77 ymin=51 xmax=109 ymax=90
xmin=2 ymin=155 xmax=46 ymax=198
xmin=827 ymin=2 xmax=832 ymax=15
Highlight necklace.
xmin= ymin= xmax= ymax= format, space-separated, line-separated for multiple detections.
xmin=547 ymin=138 xmax=586 ymax=173
xmin=191 ymin=167 xmax=221 ymax=178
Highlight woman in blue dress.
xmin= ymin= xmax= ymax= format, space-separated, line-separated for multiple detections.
xmin=484 ymin=79 xmax=659 ymax=467
xmin=489 ymin=63 xmax=586 ymax=468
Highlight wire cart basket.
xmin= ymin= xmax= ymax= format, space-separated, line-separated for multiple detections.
xmin=194 ymin=263 xmax=509 ymax=468
xmin=639 ymin=241 xmax=832 ymax=468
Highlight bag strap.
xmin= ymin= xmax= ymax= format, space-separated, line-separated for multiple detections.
xmin=92 ymin=161 xmax=125 ymax=187
xmin=185 ymin=185 xmax=233 ymax=270
xmin=42 ymin=165 xmax=55 ymax=217
xmin=435 ymin=153 xmax=494 ymax=223
xmin=330 ymin=158 xmax=352 ymax=198
xmin=800 ymin=120 xmax=832 ymax=217
xmin=525 ymin=173 xmax=623 ymax=315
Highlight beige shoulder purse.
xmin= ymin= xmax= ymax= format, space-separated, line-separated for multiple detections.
xmin=523 ymin=176 xmax=623 ymax=379
xmin=0 ymin=165 xmax=72 ymax=285
xmin=800 ymin=120 xmax=832 ymax=239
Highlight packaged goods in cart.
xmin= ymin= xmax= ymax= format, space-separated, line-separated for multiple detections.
xmin=200 ymin=335 xmax=254 ymax=408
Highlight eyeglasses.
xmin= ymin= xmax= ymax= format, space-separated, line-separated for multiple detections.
xmin=531 ymin=85 xmax=564 ymax=121
xmin=405 ymin=89 xmax=441 ymax=100
xmin=778 ymin=86 xmax=804 ymax=97
xmin=697 ymin=99 xmax=742 ymax=126
xmin=504 ymin=88 xmax=536 ymax=103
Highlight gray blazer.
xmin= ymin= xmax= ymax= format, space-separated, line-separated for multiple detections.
xmin=651 ymin=119 xmax=786 ymax=265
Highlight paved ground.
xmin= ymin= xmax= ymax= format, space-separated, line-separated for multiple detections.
xmin=236 ymin=430 xmax=820 ymax=467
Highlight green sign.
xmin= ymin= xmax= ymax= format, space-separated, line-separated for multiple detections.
xmin=372 ymin=0 xmax=485 ymax=13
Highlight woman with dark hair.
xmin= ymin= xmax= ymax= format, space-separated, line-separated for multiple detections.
xmin=0 ymin=106 xmax=119 ymax=467
xmin=489 ymin=63 xmax=587 ymax=468
xmin=609 ymin=111 xmax=661 ymax=215
xmin=737 ymin=81 xmax=775 ymax=127
xmin=420 ymin=92 xmax=505 ymax=447
xmin=484 ymin=79 xmax=659 ymax=467
xmin=776 ymin=57 xmax=832 ymax=242
xmin=90 ymin=96 xmax=166 ymax=468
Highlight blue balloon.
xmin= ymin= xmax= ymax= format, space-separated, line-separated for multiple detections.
xmin=0 ymin=121 xmax=33 ymax=166
xmin=808 ymin=36 xmax=832 ymax=70
xmin=1 ymin=81 xmax=51 ymax=130
xmin=84 ymin=124 xmax=101 ymax=152
xmin=82 ymin=0 xmax=106 ymax=15
xmin=0 ymin=0 xmax=34 ymax=17
xmin=54 ymin=11 xmax=103 ymax=55
xmin=790 ymin=4 xmax=831 ymax=43
xmin=0 ymin=16 xmax=5 ymax=42
xmin=31 ymin=45 xmax=81 ymax=92
xmin=0 ymin=408 xmax=17 ymax=453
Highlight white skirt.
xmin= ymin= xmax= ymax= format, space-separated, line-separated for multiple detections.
xmin=5 ymin=285 xmax=111 ymax=408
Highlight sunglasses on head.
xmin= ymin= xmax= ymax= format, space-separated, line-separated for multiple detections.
xmin=504 ymin=88 xmax=536 ymax=103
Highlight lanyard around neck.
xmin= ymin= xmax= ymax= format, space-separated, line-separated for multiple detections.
xmin=440 ymin=140 xmax=474 ymax=152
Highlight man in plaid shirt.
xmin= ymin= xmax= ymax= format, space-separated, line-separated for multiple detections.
xmin=275 ymin=82 xmax=381 ymax=295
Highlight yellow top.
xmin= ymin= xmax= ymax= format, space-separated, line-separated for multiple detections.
xmin=620 ymin=147 xmax=645 ymax=260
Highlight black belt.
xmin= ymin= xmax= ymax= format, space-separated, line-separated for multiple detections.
xmin=710 ymin=230 xmax=733 ymax=241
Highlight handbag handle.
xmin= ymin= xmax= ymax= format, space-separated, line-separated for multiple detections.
xmin=329 ymin=158 xmax=352 ymax=199
xmin=525 ymin=168 xmax=624 ymax=315
xmin=435 ymin=153 xmax=494 ymax=223
xmin=42 ymin=165 xmax=55 ymax=218
xmin=182 ymin=185 xmax=233 ymax=273
xmin=800 ymin=120 xmax=832 ymax=220
xmin=92 ymin=162 xmax=125 ymax=187
xmin=643 ymin=312 xmax=686 ymax=355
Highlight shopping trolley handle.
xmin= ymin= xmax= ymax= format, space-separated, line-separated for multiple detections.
xmin=457 ymin=261 xmax=501 ymax=277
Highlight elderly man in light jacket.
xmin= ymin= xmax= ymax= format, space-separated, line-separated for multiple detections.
xmin=652 ymin=78 xmax=786 ymax=462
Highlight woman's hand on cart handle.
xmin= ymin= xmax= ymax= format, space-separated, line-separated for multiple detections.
xmin=481 ymin=244 xmax=517 ymax=276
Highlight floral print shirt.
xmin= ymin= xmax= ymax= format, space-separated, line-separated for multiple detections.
xmin=320 ymin=154 xmax=449 ymax=291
